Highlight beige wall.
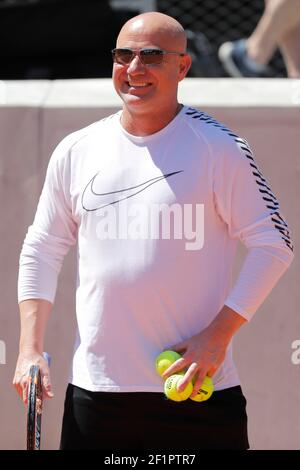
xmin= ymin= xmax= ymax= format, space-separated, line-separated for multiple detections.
xmin=0 ymin=79 xmax=299 ymax=450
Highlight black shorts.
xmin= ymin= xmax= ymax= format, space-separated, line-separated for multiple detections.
xmin=60 ymin=383 xmax=249 ymax=450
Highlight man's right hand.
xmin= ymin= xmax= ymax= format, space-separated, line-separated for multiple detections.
xmin=13 ymin=352 xmax=54 ymax=405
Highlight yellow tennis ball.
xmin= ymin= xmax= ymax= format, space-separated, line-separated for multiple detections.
xmin=155 ymin=350 xmax=182 ymax=377
xmin=190 ymin=376 xmax=214 ymax=402
xmin=164 ymin=374 xmax=193 ymax=402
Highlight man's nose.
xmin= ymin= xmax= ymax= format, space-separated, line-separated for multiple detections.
xmin=127 ymin=54 xmax=146 ymax=74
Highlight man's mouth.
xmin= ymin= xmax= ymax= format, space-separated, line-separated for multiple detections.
xmin=126 ymin=81 xmax=152 ymax=88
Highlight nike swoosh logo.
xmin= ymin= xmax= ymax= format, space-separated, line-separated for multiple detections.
xmin=81 ymin=170 xmax=183 ymax=212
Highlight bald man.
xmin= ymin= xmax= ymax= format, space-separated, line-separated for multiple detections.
xmin=14 ymin=12 xmax=293 ymax=450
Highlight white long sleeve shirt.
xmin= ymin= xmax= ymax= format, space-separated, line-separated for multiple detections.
xmin=18 ymin=106 xmax=294 ymax=392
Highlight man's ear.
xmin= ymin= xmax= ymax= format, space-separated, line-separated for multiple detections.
xmin=178 ymin=54 xmax=192 ymax=81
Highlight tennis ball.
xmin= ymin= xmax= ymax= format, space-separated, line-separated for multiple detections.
xmin=155 ymin=350 xmax=182 ymax=377
xmin=190 ymin=376 xmax=214 ymax=402
xmin=164 ymin=374 xmax=193 ymax=402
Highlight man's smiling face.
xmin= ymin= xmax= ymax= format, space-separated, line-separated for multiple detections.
xmin=112 ymin=16 xmax=190 ymax=118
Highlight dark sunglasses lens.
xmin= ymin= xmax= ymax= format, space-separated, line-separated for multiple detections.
xmin=113 ymin=49 xmax=133 ymax=64
xmin=112 ymin=48 xmax=164 ymax=65
xmin=141 ymin=49 xmax=163 ymax=64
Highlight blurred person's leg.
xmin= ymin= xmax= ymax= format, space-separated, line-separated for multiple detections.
xmin=247 ymin=0 xmax=300 ymax=73
xmin=279 ymin=23 xmax=300 ymax=77
xmin=219 ymin=0 xmax=300 ymax=77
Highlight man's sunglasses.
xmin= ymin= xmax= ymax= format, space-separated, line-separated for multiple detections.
xmin=111 ymin=48 xmax=185 ymax=66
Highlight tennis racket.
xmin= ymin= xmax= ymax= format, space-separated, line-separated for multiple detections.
xmin=26 ymin=352 xmax=51 ymax=450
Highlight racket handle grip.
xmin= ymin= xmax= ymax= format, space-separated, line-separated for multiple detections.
xmin=43 ymin=351 xmax=51 ymax=366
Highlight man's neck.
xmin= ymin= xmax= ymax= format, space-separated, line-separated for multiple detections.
xmin=121 ymin=103 xmax=183 ymax=137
